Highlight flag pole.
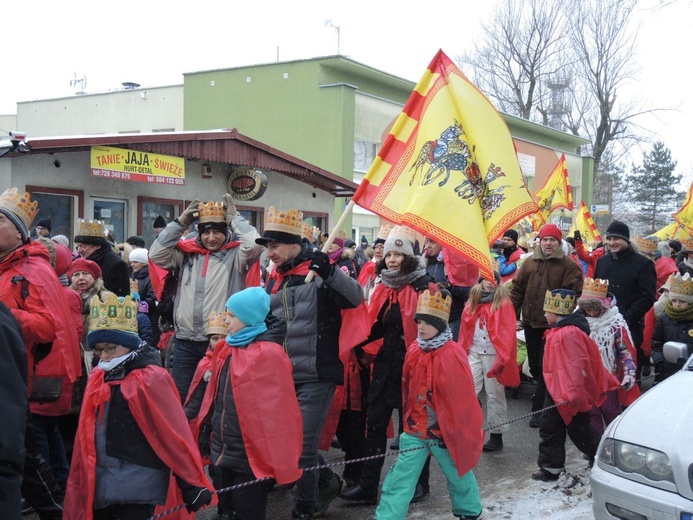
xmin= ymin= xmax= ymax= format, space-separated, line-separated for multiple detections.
xmin=305 ymin=200 xmax=356 ymax=283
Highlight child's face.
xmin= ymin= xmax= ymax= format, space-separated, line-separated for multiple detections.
xmin=671 ymin=298 xmax=690 ymax=310
xmin=480 ymin=279 xmax=495 ymax=292
xmin=227 ymin=312 xmax=246 ymax=335
xmin=208 ymin=334 xmax=225 ymax=350
xmin=544 ymin=311 xmax=561 ymax=325
xmin=416 ymin=319 xmax=439 ymax=340
xmin=582 ymin=306 xmax=604 ymax=318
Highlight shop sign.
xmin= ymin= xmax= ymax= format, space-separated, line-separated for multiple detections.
xmin=227 ymin=167 xmax=268 ymax=201
xmin=90 ymin=146 xmax=186 ymax=186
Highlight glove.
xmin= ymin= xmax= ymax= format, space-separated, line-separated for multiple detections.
xmin=620 ymin=374 xmax=635 ymax=391
xmin=32 ymin=342 xmax=53 ymax=364
xmin=573 ymin=230 xmax=582 ymax=241
xmin=222 ymin=193 xmax=238 ymax=221
xmin=178 ymin=200 xmax=200 ymax=227
xmin=181 ymin=485 xmax=212 ymax=513
xmin=309 ymin=250 xmax=334 ymax=279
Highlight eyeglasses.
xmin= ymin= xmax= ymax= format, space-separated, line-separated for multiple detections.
xmin=93 ymin=345 xmax=119 ymax=355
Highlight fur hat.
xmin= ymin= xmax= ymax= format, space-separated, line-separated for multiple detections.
xmin=68 ymin=258 xmax=102 ymax=280
xmin=539 ymin=224 xmax=562 ymax=242
xmin=605 ymin=220 xmax=630 ymax=242
xmin=226 ymin=287 xmax=270 ymax=326
xmin=129 ymin=248 xmax=149 ymax=265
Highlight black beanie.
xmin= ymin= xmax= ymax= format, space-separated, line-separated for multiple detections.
xmin=36 ymin=218 xmax=52 ymax=232
xmin=503 ymin=229 xmax=518 ymax=243
xmin=197 ymin=221 xmax=227 ymax=234
xmin=153 ymin=215 xmax=166 ymax=229
xmin=414 ymin=313 xmax=448 ymax=333
xmin=669 ymin=240 xmax=682 ymax=253
xmin=605 ymin=220 xmax=630 ymax=242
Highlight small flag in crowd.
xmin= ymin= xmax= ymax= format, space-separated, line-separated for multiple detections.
xmin=672 ymin=181 xmax=693 ymax=235
xmin=570 ymin=201 xmax=602 ymax=244
xmin=531 ymin=154 xmax=574 ymax=230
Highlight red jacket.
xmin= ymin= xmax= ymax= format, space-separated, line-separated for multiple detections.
xmin=655 ymin=256 xmax=678 ymax=293
xmin=574 ymin=240 xmax=605 ymax=279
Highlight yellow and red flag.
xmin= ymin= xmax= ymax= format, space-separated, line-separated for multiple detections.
xmin=569 ymin=201 xmax=602 ymax=244
xmin=351 ymin=50 xmax=537 ymax=280
xmin=531 ymin=154 xmax=574 ymax=229
xmin=653 ymin=221 xmax=690 ymax=241
xmin=672 ymin=181 xmax=693 ymax=234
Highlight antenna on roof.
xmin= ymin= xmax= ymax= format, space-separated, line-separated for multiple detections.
xmin=122 ymin=82 xmax=140 ymax=90
xmin=70 ymin=73 xmax=87 ymax=95
xmin=324 ymin=19 xmax=341 ymax=55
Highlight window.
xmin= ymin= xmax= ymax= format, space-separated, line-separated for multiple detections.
xmin=236 ymin=205 xmax=263 ymax=231
xmin=354 ymin=139 xmax=377 ymax=172
xmin=27 ymin=186 xmax=84 ymax=246
xmin=138 ymin=196 xmax=184 ymax=248
xmin=93 ymin=198 xmax=127 ymax=244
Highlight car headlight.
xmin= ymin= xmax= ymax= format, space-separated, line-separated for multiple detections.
xmin=599 ymin=439 xmax=675 ymax=483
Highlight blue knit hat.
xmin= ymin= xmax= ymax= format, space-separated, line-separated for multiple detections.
xmin=226 ymin=287 xmax=270 ymax=326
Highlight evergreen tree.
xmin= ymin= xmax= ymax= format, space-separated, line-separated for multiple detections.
xmin=628 ymin=141 xmax=681 ymax=234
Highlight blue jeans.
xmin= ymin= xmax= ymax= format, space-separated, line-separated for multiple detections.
xmin=170 ymin=337 xmax=209 ymax=403
xmin=28 ymin=414 xmax=69 ymax=489
xmin=293 ymin=381 xmax=336 ymax=512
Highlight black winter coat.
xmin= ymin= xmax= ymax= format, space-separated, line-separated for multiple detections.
xmin=89 ymin=245 xmax=130 ymax=297
xmin=651 ymin=312 xmax=693 ymax=375
xmin=594 ymin=246 xmax=656 ymax=346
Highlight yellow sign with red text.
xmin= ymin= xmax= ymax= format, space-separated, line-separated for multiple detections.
xmin=90 ymin=146 xmax=186 ymax=186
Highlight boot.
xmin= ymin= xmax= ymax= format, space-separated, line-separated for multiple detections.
xmin=483 ymin=433 xmax=503 ymax=452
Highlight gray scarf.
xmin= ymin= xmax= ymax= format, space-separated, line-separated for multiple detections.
xmin=380 ymin=256 xmax=427 ymax=289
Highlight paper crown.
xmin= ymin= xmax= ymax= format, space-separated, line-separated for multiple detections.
xmin=416 ymin=289 xmax=452 ymax=322
xmin=633 ymin=236 xmax=658 ymax=255
xmin=543 ymin=289 xmax=576 ymax=316
xmin=301 ymin=221 xmax=315 ymax=242
xmin=264 ymin=206 xmax=303 ymax=236
xmin=684 ymin=238 xmax=693 ymax=252
xmin=0 ymin=188 xmax=38 ymax=230
xmin=581 ymin=278 xmax=609 ymax=300
xmin=669 ymin=273 xmax=693 ymax=299
xmin=207 ymin=311 xmax=232 ymax=335
xmin=335 ymin=228 xmax=349 ymax=240
xmin=78 ymin=219 xmax=106 ymax=238
xmin=198 ymin=201 xmax=225 ymax=223
xmin=88 ymin=293 xmax=139 ymax=335
xmin=375 ymin=224 xmax=392 ymax=242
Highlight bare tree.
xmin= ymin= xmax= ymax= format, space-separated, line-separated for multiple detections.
xmin=457 ymin=0 xmax=567 ymax=123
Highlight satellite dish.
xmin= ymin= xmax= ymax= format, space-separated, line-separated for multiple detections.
xmin=122 ymin=82 xmax=140 ymax=90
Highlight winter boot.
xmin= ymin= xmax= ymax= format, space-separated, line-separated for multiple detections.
xmin=483 ymin=433 xmax=503 ymax=452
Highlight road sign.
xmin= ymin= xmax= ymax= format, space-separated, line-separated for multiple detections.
xmin=591 ymin=204 xmax=609 ymax=215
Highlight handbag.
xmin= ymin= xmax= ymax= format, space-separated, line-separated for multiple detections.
xmin=30 ymin=376 xmax=62 ymax=403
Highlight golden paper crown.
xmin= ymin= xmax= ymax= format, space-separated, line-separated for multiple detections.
xmin=78 ymin=219 xmax=106 ymax=238
xmin=0 ymin=188 xmax=38 ymax=230
xmin=633 ymin=236 xmax=658 ymax=255
xmin=335 ymin=228 xmax=349 ymax=241
xmin=416 ymin=289 xmax=452 ymax=322
xmin=684 ymin=238 xmax=693 ymax=252
xmin=388 ymin=225 xmax=417 ymax=246
xmin=88 ymin=294 xmax=139 ymax=334
xmin=301 ymin=221 xmax=315 ymax=242
xmin=581 ymin=278 xmax=609 ymax=300
xmin=376 ymin=224 xmax=392 ymax=242
xmin=669 ymin=273 xmax=693 ymax=299
xmin=207 ymin=311 xmax=232 ymax=335
xmin=264 ymin=206 xmax=303 ymax=236
xmin=543 ymin=289 xmax=576 ymax=316
xmin=198 ymin=201 xmax=225 ymax=223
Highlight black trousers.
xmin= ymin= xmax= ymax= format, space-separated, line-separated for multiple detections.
xmin=93 ymin=504 xmax=155 ymax=520
xmin=523 ymin=325 xmax=548 ymax=413
xmin=213 ymin=463 xmax=269 ymax=520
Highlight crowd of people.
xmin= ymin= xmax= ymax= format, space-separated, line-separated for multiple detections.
xmin=2 ymin=185 xmax=690 ymax=520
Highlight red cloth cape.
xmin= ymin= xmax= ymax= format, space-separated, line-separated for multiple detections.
xmin=403 ymin=340 xmax=484 ymax=476
xmin=357 ymin=260 xmax=376 ymax=287
xmin=459 ymin=299 xmax=520 ymax=387
xmin=64 ymin=365 xmax=212 ymax=520
xmin=366 ymin=282 xmax=428 ymax=352
xmin=542 ymin=325 xmax=620 ymax=425
xmin=195 ymin=339 xmax=303 ymax=485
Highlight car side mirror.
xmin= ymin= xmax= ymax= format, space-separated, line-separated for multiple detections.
xmin=663 ymin=341 xmax=692 ymax=368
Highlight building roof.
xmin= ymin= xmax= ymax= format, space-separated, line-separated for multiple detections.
xmin=16 ymin=128 xmax=359 ymax=197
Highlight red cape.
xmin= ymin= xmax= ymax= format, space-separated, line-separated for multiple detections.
xmin=543 ymin=325 xmax=620 ymax=425
xmin=64 ymin=365 xmax=212 ymax=520
xmin=403 ymin=340 xmax=484 ymax=476
xmin=442 ymin=249 xmax=479 ymax=287
xmin=459 ymin=299 xmax=520 ymax=387
xmin=196 ymin=339 xmax=303 ymax=485
xmin=357 ymin=260 xmax=376 ymax=287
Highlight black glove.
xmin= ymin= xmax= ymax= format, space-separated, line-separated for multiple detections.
xmin=198 ymin=427 xmax=211 ymax=458
xmin=178 ymin=200 xmax=201 ymax=228
xmin=180 ymin=484 xmax=212 ymax=513
xmin=573 ymin=230 xmax=582 ymax=241
xmin=32 ymin=342 xmax=53 ymax=364
xmin=309 ymin=250 xmax=334 ymax=279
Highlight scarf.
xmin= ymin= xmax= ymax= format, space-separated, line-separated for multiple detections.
xmin=329 ymin=246 xmax=344 ymax=263
xmin=418 ymin=326 xmax=453 ymax=352
xmin=97 ymin=350 xmax=137 ymax=373
xmin=226 ymin=323 xmax=268 ymax=346
xmin=664 ymin=300 xmax=693 ymax=322
xmin=380 ymin=257 xmax=427 ymax=290
xmin=585 ymin=306 xmax=632 ymax=373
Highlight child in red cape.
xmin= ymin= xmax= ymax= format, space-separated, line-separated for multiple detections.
xmin=532 ymin=289 xmax=620 ymax=482
xmin=374 ymin=289 xmax=484 ymax=520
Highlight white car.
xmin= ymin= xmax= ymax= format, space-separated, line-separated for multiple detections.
xmin=591 ymin=342 xmax=693 ymax=520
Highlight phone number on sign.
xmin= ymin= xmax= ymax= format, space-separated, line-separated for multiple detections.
xmin=147 ymin=176 xmax=185 ymax=185
xmin=92 ymin=169 xmax=131 ymax=180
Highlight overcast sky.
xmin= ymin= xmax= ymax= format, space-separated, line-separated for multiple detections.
xmin=2 ymin=0 xmax=691 ymax=179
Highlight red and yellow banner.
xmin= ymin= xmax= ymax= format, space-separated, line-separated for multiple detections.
xmin=351 ymin=50 xmax=537 ymax=280
xmin=569 ymin=201 xmax=602 ymax=244
xmin=90 ymin=146 xmax=186 ymax=186
xmin=672 ymin=181 xmax=693 ymax=234
xmin=531 ymin=154 xmax=573 ymax=230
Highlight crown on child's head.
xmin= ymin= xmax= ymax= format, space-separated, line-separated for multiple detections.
xmin=88 ymin=294 xmax=139 ymax=334
xmin=198 ymin=201 xmax=225 ymax=223
xmin=301 ymin=221 xmax=315 ymax=241
xmin=416 ymin=289 xmax=452 ymax=323
xmin=264 ymin=206 xmax=303 ymax=236
xmin=669 ymin=272 xmax=693 ymax=300
xmin=0 ymin=188 xmax=38 ymax=229
xmin=78 ymin=219 xmax=106 ymax=238
xmin=376 ymin=224 xmax=392 ymax=242
xmin=632 ymin=236 xmax=658 ymax=255
xmin=207 ymin=311 xmax=232 ymax=336
xmin=582 ymin=278 xmax=609 ymax=300
xmin=543 ymin=289 xmax=576 ymax=316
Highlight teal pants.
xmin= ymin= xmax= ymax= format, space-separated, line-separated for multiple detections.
xmin=374 ymin=432 xmax=482 ymax=520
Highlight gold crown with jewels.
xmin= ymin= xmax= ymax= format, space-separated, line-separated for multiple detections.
xmin=416 ymin=289 xmax=452 ymax=322
xmin=669 ymin=273 xmax=693 ymax=298
xmin=301 ymin=221 xmax=316 ymax=242
xmin=543 ymin=289 xmax=576 ymax=316
xmin=198 ymin=201 xmax=226 ymax=223
xmin=207 ymin=311 xmax=232 ymax=335
xmin=88 ymin=294 xmax=139 ymax=334
xmin=633 ymin=236 xmax=658 ymax=255
xmin=581 ymin=278 xmax=609 ymax=300
xmin=0 ymin=188 xmax=38 ymax=229
xmin=264 ymin=206 xmax=303 ymax=236
xmin=78 ymin=219 xmax=106 ymax=238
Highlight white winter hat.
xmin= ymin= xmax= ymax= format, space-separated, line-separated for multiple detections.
xmin=129 ymin=248 xmax=149 ymax=264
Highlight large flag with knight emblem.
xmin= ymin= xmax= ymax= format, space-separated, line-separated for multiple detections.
xmin=351 ymin=49 xmax=537 ymax=279
xmin=531 ymin=153 xmax=574 ymax=230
